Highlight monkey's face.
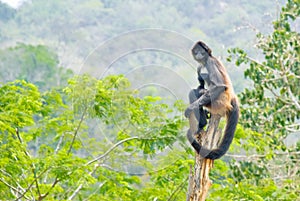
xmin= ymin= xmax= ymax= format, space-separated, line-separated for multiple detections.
xmin=192 ymin=44 xmax=208 ymax=63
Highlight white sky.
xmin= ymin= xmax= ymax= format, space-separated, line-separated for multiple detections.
xmin=0 ymin=0 xmax=27 ymax=9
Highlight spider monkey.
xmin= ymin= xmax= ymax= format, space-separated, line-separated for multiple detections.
xmin=185 ymin=41 xmax=239 ymax=160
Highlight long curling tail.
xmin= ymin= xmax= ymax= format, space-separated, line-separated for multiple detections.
xmin=187 ymin=98 xmax=239 ymax=160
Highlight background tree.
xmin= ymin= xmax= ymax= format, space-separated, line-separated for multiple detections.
xmin=0 ymin=75 xmax=190 ymax=200
xmin=216 ymin=0 xmax=300 ymax=199
xmin=0 ymin=0 xmax=285 ymax=88
xmin=0 ymin=44 xmax=73 ymax=91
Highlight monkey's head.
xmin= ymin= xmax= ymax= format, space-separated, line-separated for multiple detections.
xmin=191 ymin=41 xmax=212 ymax=63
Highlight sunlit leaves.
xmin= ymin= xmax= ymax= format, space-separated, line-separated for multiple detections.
xmin=228 ymin=0 xmax=300 ymax=146
xmin=223 ymin=1 xmax=300 ymax=200
xmin=0 ymin=80 xmax=41 ymax=131
xmin=0 ymin=74 xmax=187 ymax=200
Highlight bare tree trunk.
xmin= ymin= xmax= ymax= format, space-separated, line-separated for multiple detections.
xmin=187 ymin=112 xmax=222 ymax=201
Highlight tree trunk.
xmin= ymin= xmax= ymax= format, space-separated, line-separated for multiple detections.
xmin=186 ymin=112 xmax=222 ymax=201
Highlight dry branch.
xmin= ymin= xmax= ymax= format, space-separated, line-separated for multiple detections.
xmin=187 ymin=112 xmax=222 ymax=201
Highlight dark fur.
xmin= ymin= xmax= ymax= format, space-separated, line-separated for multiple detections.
xmin=188 ymin=77 xmax=209 ymax=132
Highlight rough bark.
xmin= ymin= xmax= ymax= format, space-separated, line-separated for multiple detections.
xmin=187 ymin=112 xmax=222 ymax=201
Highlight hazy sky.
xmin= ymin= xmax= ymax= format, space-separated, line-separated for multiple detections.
xmin=0 ymin=0 xmax=27 ymax=8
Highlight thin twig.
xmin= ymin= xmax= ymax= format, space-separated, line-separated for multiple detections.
xmin=83 ymin=181 xmax=107 ymax=201
xmin=67 ymin=163 xmax=100 ymax=200
xmin=284 ymin=75 xmax=300 ymax=111
xmin=55 ymin=134 xmax=65 ymax=154
xmin=235 ymin=161 xmax=247 ymax=179
xmin=0 ymin=169 xmax=25 ymax=193
xmin=265 ymin=86 xmax=291 ymax=105
xmin=0 ymin=178 xmax=30 ymax=200
xmin=39 ymin=178 xmax=60 ymax=200
xmin=61 ymin=136 xmax=140 ymax=200
xmin=69 ymin=136 xmax=140 ymax=199
xmin=86 ymin=136 xmax=139 ymax=165
xmin=168 ymin=177 xmax=189 ymax=201
xmin=68 ymin=184 xmax=83 ymax=200
xmin=100 ymin=158 xmax=182 ymax=176
xmin=68 ymin=107 xmax=87 ymax=154
xmin=15 ymin=167 xmax=49 ymax=201
xmin=227 ymin=151 xmax=300 ymax=159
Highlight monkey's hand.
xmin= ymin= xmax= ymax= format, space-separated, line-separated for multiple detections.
xmin=199 ymin=89 xmax=208 ymax=96
xmin=184 ymin=102 xmax=198 ymax=118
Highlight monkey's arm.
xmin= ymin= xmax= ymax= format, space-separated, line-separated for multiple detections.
xmin=185 ymin=76 xmax=226 ymax=118
xmin=185 ymin=85 xmax=225 ymax=117
xmin=197 ymin=85 xmax=226 ymax=105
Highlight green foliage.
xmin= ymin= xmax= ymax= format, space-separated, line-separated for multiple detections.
xmin=224 ymin=0 xmax=300 ymax=199
xmin=134 ymin=149 xmax=192 ymax=201
xmin=0 ymin=80 xmax=41 ymax=131
xmin=228 ymin=0 xmax=300 ymax=152
xmin=209 ymin=178 xmax=299 ymax=201
xmin=0 ymin=43 xmax=73 ymax=91
xmin=0 ymin=75 xmax=188 ymax=200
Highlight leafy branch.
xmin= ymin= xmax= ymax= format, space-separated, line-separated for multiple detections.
xmin=15 ymin=128 xmax=42 ymax=198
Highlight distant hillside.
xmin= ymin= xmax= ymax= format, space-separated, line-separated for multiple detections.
xmin=0 ymin=0 xmax=286 ymax=95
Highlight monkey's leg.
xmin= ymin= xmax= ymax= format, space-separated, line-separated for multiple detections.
xmin=188 ymin=89 xmax=200 ymax=118
xmin=197 ymin=108 xmax=208 ymax=133
xmin=188 ymin=89 xmax=208 ymax=134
